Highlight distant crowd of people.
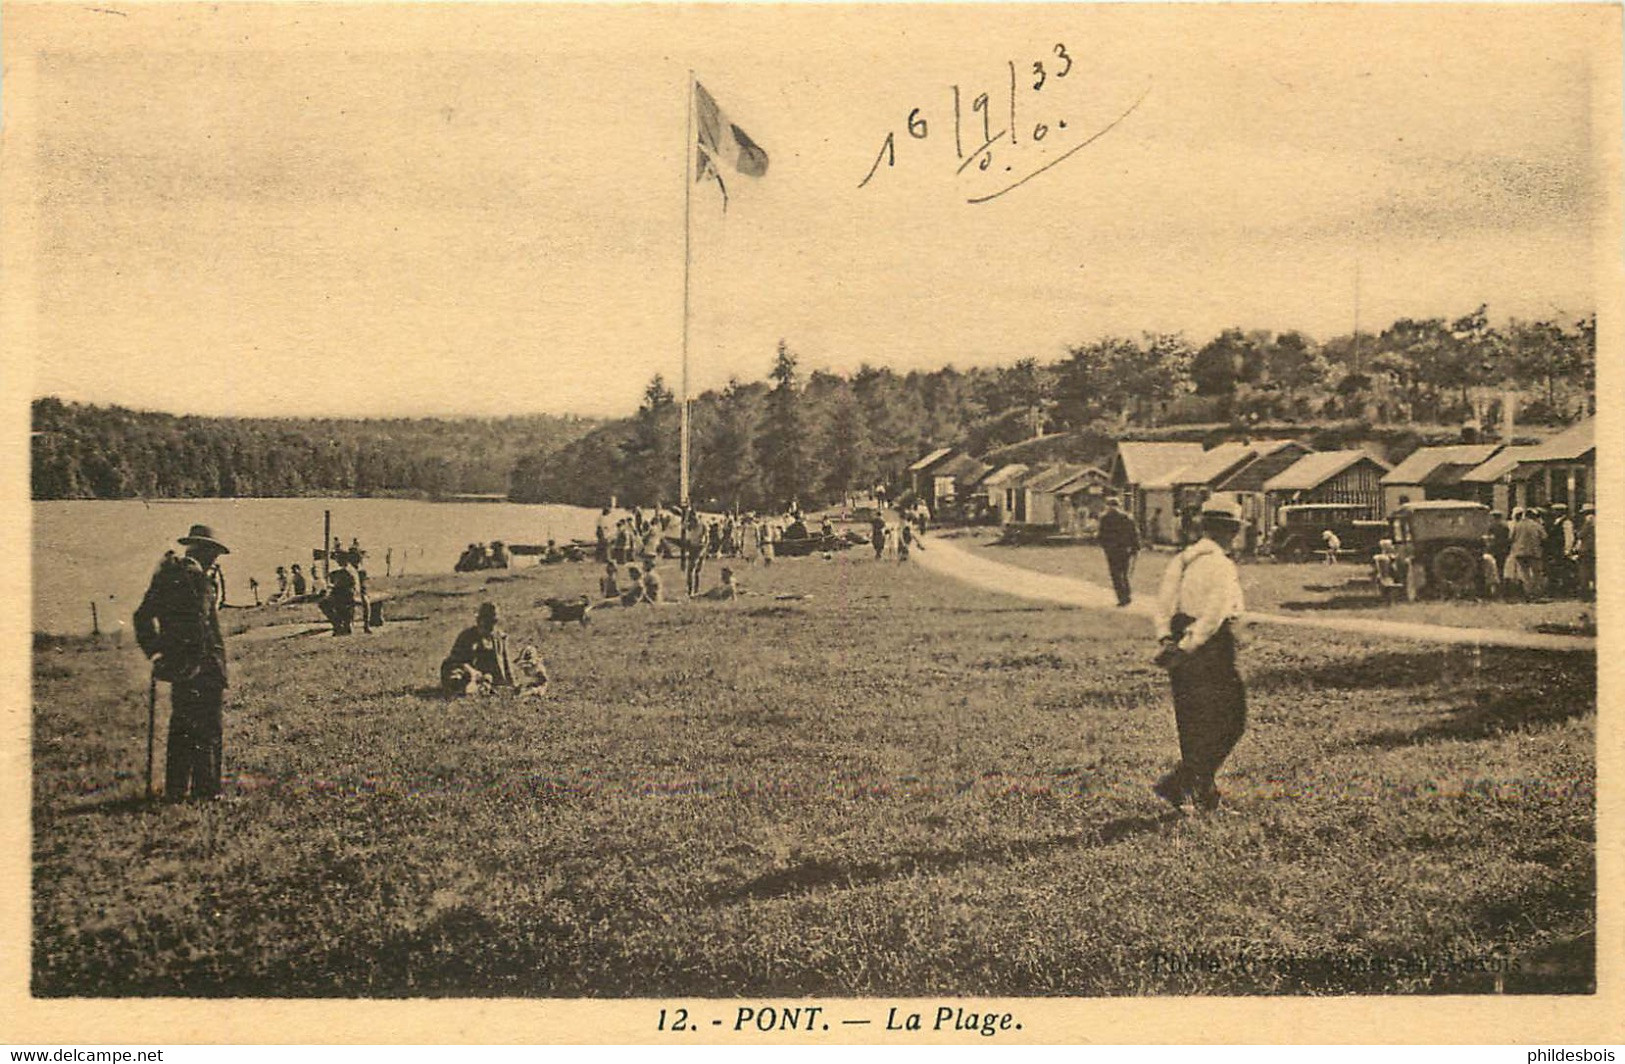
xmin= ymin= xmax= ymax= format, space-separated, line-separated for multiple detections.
xmin=245 ymin=536 xmax=373 ymax=635
xmin=455 ymin=541 xmax=511 ymax=572
xmin=1482 ymin=502 xmax=1596 ymax=601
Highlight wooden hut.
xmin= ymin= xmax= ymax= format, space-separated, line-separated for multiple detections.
xmin=1209 ymin=440 xmax=1317 ymax=540
xmin=1054 ymin=467 xmax=1113 ymax=535
xmin=1108 ymin=442 xmax=1207 ymax=535
xmin=976 ymin=463 xmax=1030 ymax=524
xmin=927 ymin=452 xmax=991 ymax=518
xmin=1457 ymin=445 xmax=1544 ymax=514
xmin=1379 ymin=444 xmax=1502 ymax=514
xmin=1020 ymin=464 xmax=1092 ymax=527
xmin=906 ymin=447 xmax=956 ymax=505
xmin=1509 ymin=418 xmax=1595 ymax=510
xmin=1261 ymin=450 xmax=1390 ymax=534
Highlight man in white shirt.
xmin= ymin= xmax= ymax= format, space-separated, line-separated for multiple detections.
xmin=1151 ymin=498 xmax=1248 ymax=812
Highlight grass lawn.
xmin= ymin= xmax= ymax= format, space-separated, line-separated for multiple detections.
xmin=32 ymin=549 xmax=1595 ymax=996
xmin=960 ymin=532 xmax=1596 ymax=634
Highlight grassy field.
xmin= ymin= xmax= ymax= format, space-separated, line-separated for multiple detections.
xmin=962 ymin=532 xmax=1596 ymax=634
xmin=32 ymin=547 xmax=1596 ymax=997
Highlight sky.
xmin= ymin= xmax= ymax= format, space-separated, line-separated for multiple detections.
xmin=6 ymin=3 xmax=1615 ymax=420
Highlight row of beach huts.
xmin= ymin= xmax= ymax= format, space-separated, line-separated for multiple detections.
xmin=907 ymin=418 xmax=1596 ymax=545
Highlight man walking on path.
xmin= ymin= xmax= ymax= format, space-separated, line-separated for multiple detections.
xmin=1097 ymin=496 xmax=1140 ymax=607
xmin=1151 ymin=499 xmax=1248 ymax=813
xmin=134 ymin=524 xmax=231 ymax=802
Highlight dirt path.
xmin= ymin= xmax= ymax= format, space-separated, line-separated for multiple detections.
xmin=914 ymin=537 xmax=1597 ymax=653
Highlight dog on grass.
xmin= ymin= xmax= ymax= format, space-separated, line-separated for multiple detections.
xmin=539 ymin=595 xmax=593 ymax=626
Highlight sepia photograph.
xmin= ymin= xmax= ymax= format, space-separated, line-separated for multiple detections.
xmin=2 ymin=0 xmax=1619 ymax=1044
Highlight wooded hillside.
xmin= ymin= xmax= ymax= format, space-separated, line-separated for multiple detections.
xmin=511 ymin=309 xmax=1596 ymax=511
xmin=31 ymin=398 xmax=597 ymax=500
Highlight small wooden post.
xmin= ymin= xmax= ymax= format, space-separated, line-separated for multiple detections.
xmin=90 ymin=600 xmax=100 ymax=636
xmin=323 ymin=509 xmax=332 ymax=580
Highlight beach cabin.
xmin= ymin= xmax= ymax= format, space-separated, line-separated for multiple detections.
xmin=905 ymin=448 xmax=987 ymax=516
xmin=1137 ymin=441 xmax=1272 ymax=545
xmin=1379 ymin=444 xmax=1502 ymax=514
xmin=1209 ymin=440 xmax=1317 ymax=541
xmin=1107 ymin=442 xmax=1207 ymax=537
xmin=1457 ymin=445 xmax=1544 ymax=515
xmin=1053 ymin=467 xmax=1113 ymax=536
xmin=928 ymin=452 xmax=991 ymax=518
xmin=1261 ymin=450 xmax=1390 ymax=535
xmin=1019 ymin=464 xmax=1092 ymax=527
xmin=977 ymin=463 xmax=1030 ymax=524
xmin=1509 ymin=418 xmax=1595 ymax=510
xmin=906 ymin=447 xmax=956 ymax=506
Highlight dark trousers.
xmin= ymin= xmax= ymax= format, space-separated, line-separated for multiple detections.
xmin=320 ymin=595 xmax=356 ymax=634
xmin=1105 ymin=547 xmax=1135 ymax=605
xmin=167 ymin=679 xmax=223 ymax=800
xmin=1164 ymin=618 xmax=1246 ymax=797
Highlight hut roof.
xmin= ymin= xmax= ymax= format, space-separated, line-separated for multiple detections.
xmin=977 ymin=463 xmax=1030 ymax=489
xmin=1517 ymin=418 xmax=1595 ymax=464
xmin=1458 ymin=445 xmax=1544 ymax=484
xmin=1054 ymin=467 xmax=1112 ymax=497
xmin=907 ymin=447 xmax=956 ymax=473
xmin=1211 ymin=440 xmax=1315 ymax=493
xmin=933 ymin=452 xmax=990 ymax=483
xmin=1145 ymin=441 xmax=1269 ymax=489
xmin=1113 ymin=442 xmax=1207 ymax=486
xmin=1023 ymin=464 xmax=1091 ymax=494
xmin=1263 ymin=450 xmax=1390 ymax=493
xmin=1380 ymin=444 xmax=1501 ymax=485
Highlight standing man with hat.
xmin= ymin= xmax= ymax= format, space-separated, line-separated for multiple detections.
xmin=1573 ymin=503 xmax=1596 ymax=602
xmin=133 ymin=524 xmax=231 ymax=802
xmin=1096 ymin=496 xmax=1140 ymax=607
xmin=1150 ymin=498 xmax=1248 ymax=812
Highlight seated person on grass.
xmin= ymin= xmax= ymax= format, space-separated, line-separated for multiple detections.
xmin=621 ymin=567 xmax=645 ymax=606
xmin=642 ymin=561 xmax=665 ymax=604
xmin=439 ymin=602 xmax=547 ymax=697
xmin=600 ymin=562 xmax=621 ymax=600
xmin=697 ymin=566 xmax=743 ymax=601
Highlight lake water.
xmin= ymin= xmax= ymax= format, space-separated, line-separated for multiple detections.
xmin=32 ymin=498 xmax=605 ymax=635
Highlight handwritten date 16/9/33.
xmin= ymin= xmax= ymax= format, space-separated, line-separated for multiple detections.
xmin=858 ymin=42 xmax=1151 ymax=205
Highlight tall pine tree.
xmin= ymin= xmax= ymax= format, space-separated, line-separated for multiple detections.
xmin=755 ymin=341 xmax=809 ymax=510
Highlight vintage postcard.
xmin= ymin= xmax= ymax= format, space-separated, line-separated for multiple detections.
xmin=2 ymin=0 xmax=1621 ymax=1045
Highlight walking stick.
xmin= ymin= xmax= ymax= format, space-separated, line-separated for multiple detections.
xmin=145 ymin=666 xmax=158 ymax=801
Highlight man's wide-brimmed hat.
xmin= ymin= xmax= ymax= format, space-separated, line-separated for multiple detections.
xmin=1199 ymin=499 xmax=1243 ymax=526
xmin=178 ymin=524 xmax=230 ymax=554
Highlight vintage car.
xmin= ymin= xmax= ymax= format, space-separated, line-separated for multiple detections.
xmin=1372 ymin=500 xmax=1495 ymax=601
xmin=1269 ymin=503 xmax=1388 ymax=562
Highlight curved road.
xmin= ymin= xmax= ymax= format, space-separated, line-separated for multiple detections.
xmin=913 ymin=536 xmax=1597 ymax=654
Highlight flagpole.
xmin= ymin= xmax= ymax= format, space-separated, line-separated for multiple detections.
xmin=680 ymin=69 xmax=695 ymax=510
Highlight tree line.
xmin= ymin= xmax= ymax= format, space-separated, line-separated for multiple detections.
xmin=35 ymin=306 xmax=1593 ymax=507
xmin=511 ymin=308 xmax=1595 ymax=512
xmin=31 ymin=397 xmax=596 ymax=500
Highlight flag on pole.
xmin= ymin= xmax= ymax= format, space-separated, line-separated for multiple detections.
xmin=695 ymin=81 xmax=768 ymax=210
